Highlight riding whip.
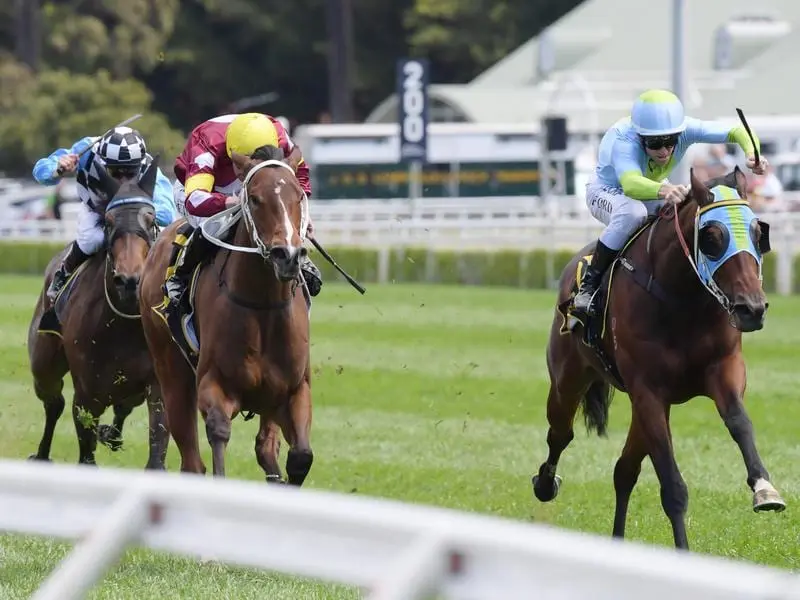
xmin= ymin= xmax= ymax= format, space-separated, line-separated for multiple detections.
xmin=309 ymin=237 xmax=366 ymax=295
xmin=77 ymin=113 xmax=144 ymax=158
xmin=735 ymin=108 xmax=760 ymax=168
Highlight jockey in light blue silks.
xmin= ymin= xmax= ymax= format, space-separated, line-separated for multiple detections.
xmin=573 ymin=89 xmax=768 ymax=315
xmin=32 ymin=127 xmax=179 ymax=302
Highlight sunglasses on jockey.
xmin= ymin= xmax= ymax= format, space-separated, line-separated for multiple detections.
xmin=106 ymin=165 xmax=140 ymax=180
xmin=640 ymin=133 xmax=680 ymax=150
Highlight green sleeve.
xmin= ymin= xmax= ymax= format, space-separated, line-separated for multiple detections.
xmin=619 ymin=170 xmax=662 ymax=200
xmin=727 ymin=126 xmax=760 ymax=156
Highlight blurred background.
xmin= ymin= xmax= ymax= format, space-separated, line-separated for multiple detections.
xmin=3 ymin=0 xmax=800 ymax=290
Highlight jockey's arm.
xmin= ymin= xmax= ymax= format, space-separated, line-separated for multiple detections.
xmin=613 ymin=140 xmax=663 ymax=201
xmin=184 ymin=172 xmax=229 ymax=218
xmin=32 ymin=136 xmax=95 ymax=186
xmin=682 ymin=116 xmax=760 ymax=157
xmin=153 ymin=167 xmax=180 ymax=226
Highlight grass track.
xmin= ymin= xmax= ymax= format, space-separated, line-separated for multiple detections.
xmin=0 ymin=274 xmax=797 ymax=598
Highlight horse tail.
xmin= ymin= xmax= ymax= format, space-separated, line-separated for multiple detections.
xmin=581 ymin=379 xmax=613 ymax=437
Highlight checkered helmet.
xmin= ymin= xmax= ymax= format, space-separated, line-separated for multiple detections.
xmin=97 ymin=127 xmax=147 ymax=168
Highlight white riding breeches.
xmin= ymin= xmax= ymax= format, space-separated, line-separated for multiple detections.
xmin=172 ymin=180 xmax=207 ymax=229
xmin=75 ymin=202 xmax=105 ymax=255
xmin=585 ymin=182 xmax=667 ymax=250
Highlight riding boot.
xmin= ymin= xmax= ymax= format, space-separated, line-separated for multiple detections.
xmin=47 ymin=241 xmax=90 ymax=302
xmin=301 ymin=255 xmax=323 ymax=297
xmin=573 ymin=240 xmax=619 ymax=316
xmin=164 ymin=228 xmax=213 ymax=316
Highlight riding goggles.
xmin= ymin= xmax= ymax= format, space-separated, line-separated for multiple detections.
xmin=641 ymin=134 xmax=679 ymax=150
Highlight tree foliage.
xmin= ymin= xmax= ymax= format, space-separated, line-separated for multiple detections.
xmin=0 ymin=0 xmax=586 ymax=175
xmin=0 ymin=67 xmax=185 ymax=175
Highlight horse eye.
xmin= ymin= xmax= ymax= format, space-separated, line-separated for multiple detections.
xmin=749 ymin=219 xmax=761 ymax=246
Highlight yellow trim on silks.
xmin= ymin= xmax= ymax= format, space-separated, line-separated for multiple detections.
xmin=557 ymin=222 xmax=652 ymax=337
xmin=185 ymin=173 xmax=215 ymax=197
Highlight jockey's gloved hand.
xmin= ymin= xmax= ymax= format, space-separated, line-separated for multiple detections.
xmin=56 ymin=154 xmax=79 ymax=176
xmin=747 ymin=155 xmax=768 ymax=176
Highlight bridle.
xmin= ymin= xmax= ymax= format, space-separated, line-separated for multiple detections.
xmin=102 ymin=197 xmax=158 ymax=320
xmin=664 ymin=198 xmax=762 ymax=316
xmin=200 ymin=159 xmax=309 ymax=262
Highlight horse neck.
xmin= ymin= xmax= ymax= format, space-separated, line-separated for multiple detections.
xmin=223 ymin=219 xmax=293 ymax=306
xmin=651 ymin=205 xmax=723 ymax=320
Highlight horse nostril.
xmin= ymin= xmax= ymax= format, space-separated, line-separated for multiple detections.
xmin=113 ymin=274 xmax=125 ymax=287
xmin=299 ymin=246 xmax=308 ymax=259
xmin=269 ymin=246 xmax=291 ymax=263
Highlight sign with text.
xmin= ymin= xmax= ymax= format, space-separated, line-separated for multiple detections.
xmin=396 ymin=58 xmax=430 ymax=164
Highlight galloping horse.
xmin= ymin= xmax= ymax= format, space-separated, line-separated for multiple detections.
xmin=532 ymin=166 xmax=785 ymax=550
xmin=27 ymin=159 xmax=169 ymax=468
xmin=139 ymin=148 xmax=313 ymax=484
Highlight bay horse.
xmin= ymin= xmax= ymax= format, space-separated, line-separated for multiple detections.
xmin=532 ymin=166 xmax=785 ymax=550
xmin=27 ymin=159 xmax=169 ymax=468
xmin=139 ymin=148 xmax=313 ymax=484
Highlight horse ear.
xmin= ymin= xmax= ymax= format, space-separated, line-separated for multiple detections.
xmin=732 ymin=164 xmax=748 ymax=199
xmin=689 ymin=167 xmax=712 ymax=207
xmin=138 ymin=155 xmax=159 ymax=198
xmin=95 ymin=163 xmax=120 ymax=201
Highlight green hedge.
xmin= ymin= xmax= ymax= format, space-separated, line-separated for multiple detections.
xmin=0 ymin=240 xmax=786 ymax=293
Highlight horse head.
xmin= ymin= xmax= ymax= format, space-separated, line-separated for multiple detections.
xmin=678 ymin=165 xmax=770 ymax=332
xmin=230 ymin=147 xmax=308 ymax=283
xmin=95 ymin=157 xmax=159 ymax=308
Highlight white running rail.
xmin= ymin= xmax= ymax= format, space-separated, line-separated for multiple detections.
xmin=0 ymin=460 xmax=798 ymax=600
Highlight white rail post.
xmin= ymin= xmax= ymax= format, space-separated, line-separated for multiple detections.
xmin=31 ymin=486 xmax=153 ymax=600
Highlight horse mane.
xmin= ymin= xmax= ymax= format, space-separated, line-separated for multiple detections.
xmin=251 ymin=145 xmax=285 ymax=163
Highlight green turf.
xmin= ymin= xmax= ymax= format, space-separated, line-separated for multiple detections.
xmin=0 ymin=274 xmax=797 ymax=598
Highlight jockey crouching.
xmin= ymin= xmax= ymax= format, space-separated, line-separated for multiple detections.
xmin=165 ymin=112 xmax=321 ymax=320
xmin=32 ymin=127 xmax=179 ymax=303
xmin=573 ymin=89 xmax=768 ymax=316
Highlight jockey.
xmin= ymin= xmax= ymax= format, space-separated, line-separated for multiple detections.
xmin=164 ymin=112 xmax=321 ymax=318
xmin=32 ymin=127 xmax=178 ymax=302
xmin=573 ymin=89 xmax=768 ymax=316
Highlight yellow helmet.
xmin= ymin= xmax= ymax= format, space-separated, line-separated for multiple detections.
xmin=225 ymin=113 xmax=280 ymax=158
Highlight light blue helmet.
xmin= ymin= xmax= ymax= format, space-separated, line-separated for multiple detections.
xmin=630 ymin=89 xmax=687 ymax=136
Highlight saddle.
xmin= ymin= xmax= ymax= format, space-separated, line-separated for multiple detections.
xmin=557 ymin=218 xmax=661 ymax=392
xmin=153 ymin=210 xmax=312 ymax=375
xmin=37 ymin=258 xmax=93 ymax=337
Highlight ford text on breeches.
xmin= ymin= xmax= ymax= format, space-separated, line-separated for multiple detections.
xmin=586 ymin=183 xmax=666 ymax=250
xmin=76 ymin=202 xmax=105 ymax=255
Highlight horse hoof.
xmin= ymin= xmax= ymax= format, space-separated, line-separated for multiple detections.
xmin=97 ymin=424 xmax=123 ymax=452
xmin=753 ymin=488 xmax=787 ymax=513
xmin=532 ymin=474 xmax=561 ymax=503
xmin=266 ymin=475 xmax=286 ymax=485
xmin=27 ymin=454 xmax=51 ymax=462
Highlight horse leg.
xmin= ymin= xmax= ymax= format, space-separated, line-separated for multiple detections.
xmin=254 ymin=417 xmax=284 ymax=484
xmin=706 ymin=356 xmax=785 ymax=512
xmin=630 ymin=390 xmax=689 ymax=549
xmin=145 ymin=382 xmax=169 ymax=471
xmin=198 ymin=375 xmax=238 ymax=478
xmin=71 ymin=393 xmax=103 ymax=466
xmin=30 ymin=380 xmax=66 ymax=462
xmin=532 ymin=338 xmax=593 ymax=502
xmin=612 ymin=416 xmax=647 ymax=539
xmin=28 ymin=338 xmax=68 ymax=462
xmin=281 ymin=380 xmax=314 ymax=487
xmin=97 ymin=404 xmax=132 ymax=452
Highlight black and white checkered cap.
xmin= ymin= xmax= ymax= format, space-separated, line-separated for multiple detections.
xmin=97 ymin=126 xmax=147 ymax=168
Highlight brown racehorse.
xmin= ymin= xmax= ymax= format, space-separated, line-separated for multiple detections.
xmin=139 ymin=148 xmax=313 ymax=484
xmin=532 ymin=166 xmax=786 ymax=550
xmin=27 ymin=159 xmax=169 ymax=468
